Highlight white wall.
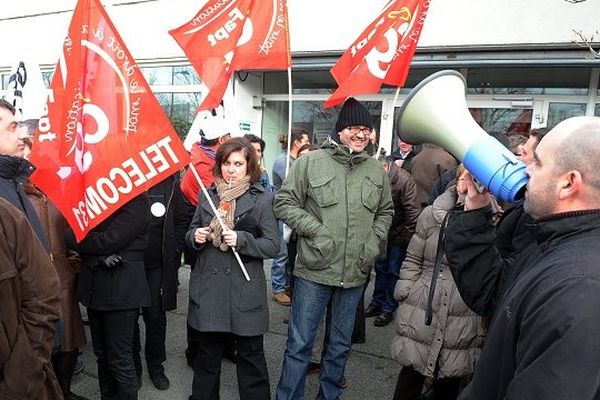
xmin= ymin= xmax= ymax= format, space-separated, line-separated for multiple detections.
xmin=2 ymin=0 xmax=599 ymax=69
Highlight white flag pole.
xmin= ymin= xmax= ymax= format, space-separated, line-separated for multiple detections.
xmin=188 ymin=163 xmax=250 ymax=281
xmin=284 ymin=66 xmax=293 ymax=177
xmin=375 ymin=86 xmax=402 ymax=159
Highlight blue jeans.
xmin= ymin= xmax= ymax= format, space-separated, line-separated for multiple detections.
xmin=271 ymin=220 xmax=289 ymax=293
xmin=276 ymin=278 xmax=364 ymax=400
xmin=370 ymin=246 xmax=407 ymax=313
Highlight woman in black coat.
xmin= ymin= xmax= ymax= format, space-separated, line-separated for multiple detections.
xmin=186 ymin=138 xmax=279 ymax=400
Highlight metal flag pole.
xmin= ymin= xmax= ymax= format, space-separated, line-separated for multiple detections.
xmin=284 ymin=66 xmax=293 ymax=177
xmin=188 ymin=163 xmax=250 ymax=281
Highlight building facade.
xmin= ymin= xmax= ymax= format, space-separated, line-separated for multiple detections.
xmin=1 ymin=0 xmax=600 ymax=169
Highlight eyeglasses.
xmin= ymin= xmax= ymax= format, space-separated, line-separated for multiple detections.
xmin=347 ymin=126 xmax=372 ymax=135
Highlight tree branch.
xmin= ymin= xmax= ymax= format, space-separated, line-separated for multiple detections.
xmin=571 ymin=29 xmax=600 ymax=58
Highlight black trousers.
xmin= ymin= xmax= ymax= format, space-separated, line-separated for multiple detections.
xmin=88 ymin=308 xmax=139 ymax=400
xmin=190 ymin=330 xmax=270 ymax=400
xmin=393 ymin=366 xmax=461 ymax=400
xmin=133 ymin=266 xmax=167 ymax=375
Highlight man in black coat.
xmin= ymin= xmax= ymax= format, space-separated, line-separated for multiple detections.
xmin=67 ymin=194 xmax=150 ymax=400
xmin=0 ymin=99 xmax=48 ymax=247
xmin=133 ymin=173 xmax=189 ymax=390
xmin=446 ymin=117 xmax=600 ymax=399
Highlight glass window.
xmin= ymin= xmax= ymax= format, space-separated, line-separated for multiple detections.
xmin=468 ymin=108 xmax=532 ymax=134
xmin=142 ymin=66 xmax=173 ymax=86
xmin=1 ymin=74 xmax=8 ymax=90
xmin=261 ymin=100 xmax=382 ymax=173
xmin=173 ymin=65 xmax=201 ymax=85
xmin=547 ymin=102 xmax=586 ymax=129
xmin=595 ymin=103 xmax=600 ymax=116
xmin=155 ymin=92 xmax=200 ymax=139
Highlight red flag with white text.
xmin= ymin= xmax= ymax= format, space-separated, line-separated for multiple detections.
xmin=170 ymin=0 xmax=291 ymax=111
xmin=324 ymin=0 xmax=431 ymax=108
xmin=29 ymin=0 xmax=190 ymax=241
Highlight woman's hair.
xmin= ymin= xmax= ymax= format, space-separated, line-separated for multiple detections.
xmin=213 ymin=137 xmax=262 ymax=183
xmin=244 ymin=134 xmax=266 ymax=152
xmin=455 ymin=163 xmax=467 ymax=182
xmin=278 ymin=127 xmax=309 ymax=150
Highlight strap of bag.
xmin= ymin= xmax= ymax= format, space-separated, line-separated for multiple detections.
xmin=425 ymin=212 xmax=450 ymax=326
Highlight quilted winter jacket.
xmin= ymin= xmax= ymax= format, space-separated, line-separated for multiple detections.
xmin=390 ymin=187 xmax=485 ymax=378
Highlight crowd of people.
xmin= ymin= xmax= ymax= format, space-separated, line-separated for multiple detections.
xmin=2 ymin=94 xmax=600 ymax=400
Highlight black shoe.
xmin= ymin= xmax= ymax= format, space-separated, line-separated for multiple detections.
xmin=307 ymin=362 xmax=321 ymax=375
xmin=374 ymin=312 xmax=394 ymax=327
xmin=364 ymin=304 xmax=381 ymax=318
xmin=149 ymin=371 xmax=170 ymax=390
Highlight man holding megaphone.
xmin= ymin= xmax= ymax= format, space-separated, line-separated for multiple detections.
xmin=445 ymin=117 xmax=600 ymax=399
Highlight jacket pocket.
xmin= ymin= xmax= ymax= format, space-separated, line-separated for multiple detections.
xmin=359 ymin=230 xmax=381 ymax=272
xmin=308 ymin=175 xmax=339 ymax=208
xmin=238 ymin=278 xmax=265 ymax=312
xmin=362 ymin=177 xmax=383 ymax=213
xmin=297 ymin=227 xmax=336 ymax=269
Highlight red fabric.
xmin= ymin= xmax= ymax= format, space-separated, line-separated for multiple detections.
xmin=180 ymin=144 xmax=217 ymax=206
xmin=170 ymin=0 xmax=291 ymax=111
xmin=29 ymin=0 xmax=190 ymax=241
xmin=324 ymin=0 xmax=431 ymax=108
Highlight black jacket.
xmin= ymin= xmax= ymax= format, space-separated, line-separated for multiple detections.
xmin=0 ymin=155 xmax=48 ymax=249
xmin=68 ymin=194 xmax=151 ymax=311
xmin=444 ymin=203 xmax=537 ymax=318
xmin=145 ymin=174 xmax=192 ymax=311
xmin=448 ymin=209 xmax=600 ymax=399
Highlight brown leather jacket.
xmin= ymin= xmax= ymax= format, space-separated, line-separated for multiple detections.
xmin=387 ymin=164 xmax=421 ymax=248
xmin=0 ymin=197 xmax=62 ymax=399
xmin=25 ymin=183 xmax=87 ymax=353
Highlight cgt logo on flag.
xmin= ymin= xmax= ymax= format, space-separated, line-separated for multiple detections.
xmin=324 ymin=0 xmax=431 ymax=108
xmin=30 ymin=0 xmax=190 ymax=241
xmin=170 ymin=0 xmax=290 ymax=111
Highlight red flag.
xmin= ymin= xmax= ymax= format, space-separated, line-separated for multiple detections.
xmin=29 ymin=0 xmax=190 ymax=241
xmin=324 ymin=0 xmax=431 ymax=108
xmin=170 ymin=0 xmax=291 ymax=111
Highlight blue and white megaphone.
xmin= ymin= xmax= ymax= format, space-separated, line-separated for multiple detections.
xmin=396 ymin=70 xmax=528 ymax=202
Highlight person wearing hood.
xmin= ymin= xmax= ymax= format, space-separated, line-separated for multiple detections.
xmin=274 ymin=97 xmax=394 ymax=400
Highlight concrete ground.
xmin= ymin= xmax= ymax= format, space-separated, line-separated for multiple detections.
xmin=71 ymin=262 xmax=400 ymax=399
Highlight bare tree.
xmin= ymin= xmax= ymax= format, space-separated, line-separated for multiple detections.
xmin=572 ymin=29 xmax=600 ymax=58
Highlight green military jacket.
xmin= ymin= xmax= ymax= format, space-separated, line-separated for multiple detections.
xmin=274 ymin=139 xmax=394 ymax=288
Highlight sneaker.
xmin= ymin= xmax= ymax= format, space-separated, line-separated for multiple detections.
xmin=149 ymin=371 xmax=170 ymax=390
xmin=272 ymin=292 xmax=291 ymax=306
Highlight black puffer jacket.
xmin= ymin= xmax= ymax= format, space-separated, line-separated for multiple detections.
xmin=449 ymin=210 xmax=600 ymax=399
xmin=0 ymin=155 xmax=48 ymax=248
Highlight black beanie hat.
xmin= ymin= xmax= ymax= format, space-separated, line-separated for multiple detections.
xmin=335 ymin=97 xmax=372 ymax=133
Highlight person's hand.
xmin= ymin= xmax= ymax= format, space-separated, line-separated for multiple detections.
xmin=457 ymin=173 xmax=491 ymax=211
xmin=194 ymin=227 xmax=211 ymax=244
xmin=222 ymin=230 xmax=238 ymax=248
xmin=394 ymin=159 xmax=404 ymax=168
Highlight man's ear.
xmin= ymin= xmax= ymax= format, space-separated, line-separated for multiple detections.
xmin=558 ymin=170 xmax=583 ymax=200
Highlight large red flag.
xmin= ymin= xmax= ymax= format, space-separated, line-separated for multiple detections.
xmin=29 ymin=0 xmax=190 ymax=241
xmin=324 ymin=0 xmax=431 ymax=108
xmin=170 ymin=0 xmax=291 ymax=111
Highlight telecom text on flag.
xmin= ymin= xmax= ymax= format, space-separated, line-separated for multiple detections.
xmin=29 ymin=0 xmax=190 ymax=241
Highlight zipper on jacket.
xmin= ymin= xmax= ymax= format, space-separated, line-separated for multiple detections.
xmin=341 ymin=167 xmax=349 ymax=287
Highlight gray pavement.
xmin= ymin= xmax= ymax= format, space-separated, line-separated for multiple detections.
xmin=71 ymin=262 xmax=399 ymax=399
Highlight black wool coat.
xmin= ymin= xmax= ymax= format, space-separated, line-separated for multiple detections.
xmin=185 ymin=182 xmax=279 ymax=337
xmin=68 ymin=194 xmax=151 ymax=311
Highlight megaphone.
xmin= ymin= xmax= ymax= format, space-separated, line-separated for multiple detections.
xmin=396 ymin=70 xmax=527 ymax=202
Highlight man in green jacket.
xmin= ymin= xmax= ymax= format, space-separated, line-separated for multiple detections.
xmin=274 ymin=98 xmax=394 ymax=400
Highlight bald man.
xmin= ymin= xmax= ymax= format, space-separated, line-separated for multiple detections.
xmin=450 ymin=117 xmax=600 ymax=400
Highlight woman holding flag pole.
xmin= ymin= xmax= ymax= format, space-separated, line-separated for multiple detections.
xmin=185 ymin=138 xmax=279 ymax=400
